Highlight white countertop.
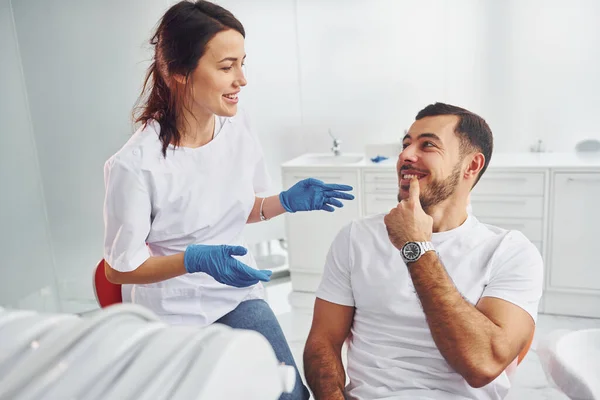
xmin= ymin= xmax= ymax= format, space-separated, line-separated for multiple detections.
xmin=487 ymin=152 xmax=600 ymax=168
xmin=281 ymin=152 xmax=600 ymax=169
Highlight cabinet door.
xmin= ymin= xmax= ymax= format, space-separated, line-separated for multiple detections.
xmin=549 ymin=173 xmax=600 ymax=291
xmin=282 ymin=170 xmax=360 ymax=274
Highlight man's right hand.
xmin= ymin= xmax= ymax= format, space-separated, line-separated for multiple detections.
xmin=184 ymin=244 xmax=272 ymax=287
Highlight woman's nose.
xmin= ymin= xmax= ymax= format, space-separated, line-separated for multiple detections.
xmin=237 ymin=68 xmax=247 ymax=87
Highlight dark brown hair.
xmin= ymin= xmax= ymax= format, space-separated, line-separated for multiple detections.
xmin=416 ymin=102 xmax=494 ymax=187
xmin=133 ymin=0 xmax=245 ymax=157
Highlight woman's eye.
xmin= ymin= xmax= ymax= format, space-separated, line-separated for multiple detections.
xmin=221 ymin=66 xmax=233 ymax=71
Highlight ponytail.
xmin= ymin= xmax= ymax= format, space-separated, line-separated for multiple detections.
xmin=134 ymin=60 xmax=181 ymax=157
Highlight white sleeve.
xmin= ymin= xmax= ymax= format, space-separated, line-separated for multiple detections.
xmin=103 ymin=157 xmax=151 ymax=272
xmin=253 ymin=151 xmax=271 ymax=195
xmin=239 ymin=108 xmax=272 ymax=195
xmin=315 ymin=223 xmax=355 ymax=307
xmin=481 ymin=231 xmax=544 ymax=323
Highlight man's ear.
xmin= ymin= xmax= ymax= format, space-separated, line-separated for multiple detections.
xmin=464 ymin=152 xmax=485 ymax=180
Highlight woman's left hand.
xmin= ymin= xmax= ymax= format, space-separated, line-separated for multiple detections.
xmin=279 ymin=178 xmax=355 ymax=213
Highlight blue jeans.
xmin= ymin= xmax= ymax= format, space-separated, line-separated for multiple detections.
xmin=215 ymin=299 xmax=310 ymax=400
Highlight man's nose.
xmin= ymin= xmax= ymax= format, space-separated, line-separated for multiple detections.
xmin=399 ymin=146 xmax=417 ymax=164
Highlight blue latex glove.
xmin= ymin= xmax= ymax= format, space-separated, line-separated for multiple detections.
xmin=279 ymin=178 xmax=355 ymax=213
xmin=184 ymin=244 xmax=272 ymax=288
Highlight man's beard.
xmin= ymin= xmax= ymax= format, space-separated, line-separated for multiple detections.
xmin=397 ymin=163 xmax=461 ymax=212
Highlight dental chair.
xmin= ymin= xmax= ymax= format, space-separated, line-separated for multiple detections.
xmin=501 ymin=330 xmax=534 ymax=382
xmin=93 ymin=259 xmax=122 ymax=307
xmin=0 ymin=304 xmax=296 ymax=400
xmin=538 ymin=328 xmax=600 ymax=399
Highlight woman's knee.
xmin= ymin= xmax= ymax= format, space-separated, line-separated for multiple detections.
xmin=217 ymin=300 xmax=277 ymax=330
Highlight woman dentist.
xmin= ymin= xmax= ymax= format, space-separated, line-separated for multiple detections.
xmin=103 ymin=1 xmax=353 ymax=398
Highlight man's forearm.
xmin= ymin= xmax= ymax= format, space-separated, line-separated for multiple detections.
xmin=303 ymin=339 xmax=346 ymax=400
xmin=408 ymin=252 xmax=509 ymax=385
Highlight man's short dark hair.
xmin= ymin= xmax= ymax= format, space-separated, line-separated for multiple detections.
xmin=416 ymin=102 xmax=493 ymax=187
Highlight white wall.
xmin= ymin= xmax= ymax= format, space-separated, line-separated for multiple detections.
xmin=487 ymin=0 xmax=600 ymax=152
xmin=11 ymin=0 xmax=170 ymax=311
xmin=295 ymin=0 xmax=600 ymax=155
xmin=295 ymin=0 xmax=488 ymax=154
xmin=0 ymin=0 xmax=59 ymax=311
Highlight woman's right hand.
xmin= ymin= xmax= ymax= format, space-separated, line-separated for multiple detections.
xmin=184 ymin=244 xmax=272 ymax=288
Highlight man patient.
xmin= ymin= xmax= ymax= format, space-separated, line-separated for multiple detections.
xmin=303 ymin=102 xmax=543 ymax=400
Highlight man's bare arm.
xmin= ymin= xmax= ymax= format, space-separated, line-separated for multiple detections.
xmin=408 ymin=252 xmax=534 ymax=388
xmin=303 ymin=298 xmax=355 ymax=400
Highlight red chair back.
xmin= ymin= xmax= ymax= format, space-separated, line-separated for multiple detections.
xmin=518 ymin=331 xmax=535 ymax=365
xmin=93 ymin=259 xmax=122 ymax=307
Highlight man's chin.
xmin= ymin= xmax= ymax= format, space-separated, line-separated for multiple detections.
xmin=400 ymin=185 xmax=413 ymax=196
xmin=398 ymin=187 xmax=431 ymax=205
xmin=397 ymin=187 xmax=409 ymax=202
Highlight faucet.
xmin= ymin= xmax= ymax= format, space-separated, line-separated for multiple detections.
xmin=530 ymin=139 xmax=545 ymax=153
xmin=329 ymin=129 xmax=341 ymax=156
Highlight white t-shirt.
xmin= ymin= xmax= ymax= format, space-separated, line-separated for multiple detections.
xmin=316 ymin=213 xmax=544 ymax=400
xmin=103 ymin=110 xmax=271 ymax=326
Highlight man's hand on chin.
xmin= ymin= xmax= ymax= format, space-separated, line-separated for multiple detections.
xmin=384 ymin=176 xmax=433 ymax=249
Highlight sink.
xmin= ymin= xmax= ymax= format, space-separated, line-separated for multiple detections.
xmin=303 ymin=154 xmax=364 ymax=165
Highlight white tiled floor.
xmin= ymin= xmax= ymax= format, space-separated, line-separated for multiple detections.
xmin=265 ymin=277 xmax=600 ymax=399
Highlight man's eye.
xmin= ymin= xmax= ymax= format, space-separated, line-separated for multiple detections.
xmin=423 ymin=141 xmax=435 ymax=147
xmin=402 ymin=143 xmax=410 ymax=149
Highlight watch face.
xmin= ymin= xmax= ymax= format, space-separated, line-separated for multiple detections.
xmin=402 ymin=242 xmax=421 ymax=261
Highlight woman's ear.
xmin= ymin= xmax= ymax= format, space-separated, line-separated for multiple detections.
xmin=172 ymin=74 xmax=186 ymax=85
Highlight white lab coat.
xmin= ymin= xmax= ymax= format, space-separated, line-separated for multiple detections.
xmin=103 ymin=110 xmax=272 ymax=326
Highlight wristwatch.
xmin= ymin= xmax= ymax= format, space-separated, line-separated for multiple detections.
xmin=400 ymin=241 xmax=435 ymax=264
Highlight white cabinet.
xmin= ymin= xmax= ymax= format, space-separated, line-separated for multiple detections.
xmin=282 ymin=170 xmax=360 ymax=292
xmin=470 ymin=171 xmax=545 ymax=196
xmin=362 ymin=171 xmax=398 ymax=216
xmin=544 ymin=172 xmax=600 ymax=318
xmin=282 ymin=153 xmax=600 ymax=317
xmin=470 ymin=171 xmax=547 ymax=256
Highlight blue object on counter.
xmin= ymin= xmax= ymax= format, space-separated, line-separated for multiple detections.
xmin=370 ymin=155 xmax=389 ymax=163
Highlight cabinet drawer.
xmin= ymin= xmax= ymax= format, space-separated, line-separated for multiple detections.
xmin=364 ymin=193 xmax=398 ymax=215
xmin=363 ymin=171 xmax=397 ymax=183
xmin=282 ymin=171 xmax=358 ymax=190
xmin=476 ymin=217 xmax=543 ymax=242
xmin=470 ymin=195 xmax=544 ymax=218
xmin=364 ymin=182 xmax=398 ymax=193
xmin=473 ymin=172 xmax=545 ymax=196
